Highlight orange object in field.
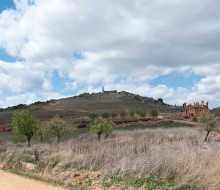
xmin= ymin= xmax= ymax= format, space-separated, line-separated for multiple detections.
xmin=0 ymin=124 xmax=5 ymax=133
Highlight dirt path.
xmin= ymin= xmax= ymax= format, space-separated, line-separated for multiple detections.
xmin=0 ymin=170 xmax=67 ymax=190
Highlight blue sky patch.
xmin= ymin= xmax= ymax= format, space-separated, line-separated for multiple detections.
xmin=149 ymin=72 xmax=203 ymax=89
xmin=51 ymin=71 xmax=73 ymax=95
xmin=0 ymin=0 xmax=15 ymax=13
xmin=0 ymin=48 xmax=23 ymax=62
xmin=73 ymin=52 xmax=84 ymax=60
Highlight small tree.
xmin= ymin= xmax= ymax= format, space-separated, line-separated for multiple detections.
xmin=10 ymin=110 xmax=39 ymax=147
xmin=46 ymin=115 xmax=69 ymax=142
xmin=102 ymin=112 xmax=110 ymax=119
xmin=119 ymin=111 xmax=127 ymax=119
xmin=150 ymin=110 xmax=159 ymax=118
xmin=197 ymin=110 xmax=219 ymax=142
xmin=38 ymin=124 xmax=47 ymax=142
xmin=90 ymin=117 xmax=113 ymax=141
xmin=129 ymin=111 xmax=135 ymax=118
xmin=110 ymin=112 xmax=118 ymax=118
xmin=88 ymin=113 xmax=98 ymax=121
xmin=139 ymin=111 xmax=147 ymax=119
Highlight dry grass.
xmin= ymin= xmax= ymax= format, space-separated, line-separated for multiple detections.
xmin=1 ymin=127 xmax=220 ymax=189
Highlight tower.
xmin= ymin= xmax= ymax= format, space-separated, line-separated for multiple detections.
xmin=102 ymin=86 xmax=105 ymax=93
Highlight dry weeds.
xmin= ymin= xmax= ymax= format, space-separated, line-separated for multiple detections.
xmin=1 ymin=127 xmax=220 ymax=189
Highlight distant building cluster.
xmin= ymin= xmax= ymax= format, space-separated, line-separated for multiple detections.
xmin=182 ymin=100 xmax=208 ymax=118
xmin=102 ymin=86 xmax=117 ymax=93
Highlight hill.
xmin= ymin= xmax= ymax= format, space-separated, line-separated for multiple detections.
xmin=212 ymin=107 xmax=220 ymax=117
xmin=0 ymin=91 xmax=182 ymax=124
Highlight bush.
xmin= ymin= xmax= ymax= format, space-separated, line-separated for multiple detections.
xmin=119 ymin=111 xmax=127 ymax=118
xmin=150 ymin=110 xmax=159 ymax=118
xmin=111 ymin=112 xmax=118 ymax=118
xmin=102 ymin=113 xmax=110 ymax=118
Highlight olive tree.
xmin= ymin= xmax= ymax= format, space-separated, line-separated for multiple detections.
xmin=46 ymin=115 xmax=69 ymax=142
xmin=10 ymin=110 xmax=39 ymax=147
xmin=197 ymin=110 xmax=219 ymax=142
xmin=90 ymin=117 xmax=113 ymax=141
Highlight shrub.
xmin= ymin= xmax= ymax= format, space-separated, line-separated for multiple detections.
xmin=150 ymin=110 xmax=159 ymax=118
xmin=129 ymin=111 xmax=135 ymax=118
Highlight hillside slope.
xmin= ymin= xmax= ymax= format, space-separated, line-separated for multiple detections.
xmin=212 ymin=107 xmax=220 ymax=116
xmin=0 ymin=91 xmax=182 ymax=124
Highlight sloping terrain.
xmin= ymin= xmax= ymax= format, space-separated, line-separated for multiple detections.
xmin=0 ymin=91 xmax=182 ymax=124
xmin=212 ymin=107 xmax=220 ymax=117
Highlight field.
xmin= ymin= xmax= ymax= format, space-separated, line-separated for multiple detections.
xmin=0 ymin=122 xmax=220 ymax=190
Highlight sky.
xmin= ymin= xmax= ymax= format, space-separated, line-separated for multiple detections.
xmin=0 ymin=0 xmax=220 ymax=108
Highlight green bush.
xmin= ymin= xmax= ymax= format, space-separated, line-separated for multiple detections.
xmin=150 ymin=110 xmax=159 ymax=118
xmin=50 ymin=155 xmax=61 ymax=167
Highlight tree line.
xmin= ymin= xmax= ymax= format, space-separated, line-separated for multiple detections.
xmin=9 ymin=109 xmax=219 ymax=147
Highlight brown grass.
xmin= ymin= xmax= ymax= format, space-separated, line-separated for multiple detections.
xmin=1 ymin=127 xmax=220 ymax=189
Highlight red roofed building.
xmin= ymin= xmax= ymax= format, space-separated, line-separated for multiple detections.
xmin=182 ymin=101 xmax=209 ymax=118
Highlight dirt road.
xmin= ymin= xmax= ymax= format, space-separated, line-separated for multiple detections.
xmin=0 ymin=170 xmax=67 ymax=190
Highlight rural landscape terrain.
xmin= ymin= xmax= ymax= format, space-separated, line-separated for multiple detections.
xmin=0 ymin=91 xmax=220 ymax=190
xmin=1 ymin=0 xmax=220 ymax=190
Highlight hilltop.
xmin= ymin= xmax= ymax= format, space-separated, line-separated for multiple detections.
xmin=0 ymin=91 xmax=182 ymax=124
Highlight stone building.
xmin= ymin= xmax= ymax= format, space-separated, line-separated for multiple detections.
xmin=102 ymin=86 xmax=117 ymax=93
xmin=182 ymin=101 xmax=208 ymax=118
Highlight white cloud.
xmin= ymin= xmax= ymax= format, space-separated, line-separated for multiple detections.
xmin=0 ymin=0 xmax=220 ymax=108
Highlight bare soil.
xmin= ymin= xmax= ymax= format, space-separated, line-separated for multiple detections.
xmin=0 ymin=170 xmax=66 ymax=190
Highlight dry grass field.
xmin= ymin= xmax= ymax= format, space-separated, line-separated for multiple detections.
xmin=1 ymin=126 xmax=220 ymax=189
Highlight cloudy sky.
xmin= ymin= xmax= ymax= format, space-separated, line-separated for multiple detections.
xmin=0 ymin=0 xmax=220 ymax=108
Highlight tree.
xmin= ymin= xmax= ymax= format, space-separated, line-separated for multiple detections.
xmin=90 ymin=117 xmax=113 ymax=141
xmin=139 ymin=111 xmax=147 ymax=119
xmin=129 ymin=111 xmax=135 ymax=118
xmin=46 ymin=115 xmax=69 ymax=142
xmin=102 ymin=112 xmax=110 ymax=119
xmin=110 ymin=112 xmax=118 ymax=118
xmin=150 ymin=110 xmax=159 ymax=118
xmin=119 ymin=111 xmax=127 ymax=119
xmin=10 ymin=110 xmax=39 ymax=147
xmin=38 ymin=124 xmax=47 ymax=142
xmin=88 ymin=113 xmax=98 ymax=121
xmin=197 ymin=110 xmax=219 ymax=142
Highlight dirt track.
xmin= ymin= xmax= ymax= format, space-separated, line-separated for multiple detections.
xmin=0 ymin=170 xmax=67 ymax=190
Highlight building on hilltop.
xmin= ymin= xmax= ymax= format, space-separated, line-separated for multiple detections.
xmin=102 ymin=86 xmax=117 ymax=93
xmin=181 ymin=100 xmax=208 ymax=118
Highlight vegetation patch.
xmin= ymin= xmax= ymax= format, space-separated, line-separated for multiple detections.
xmin=116 ymin=121 xmax=194 ymax=131
xmin=102 ymin=173 xmax=175 ymax=190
